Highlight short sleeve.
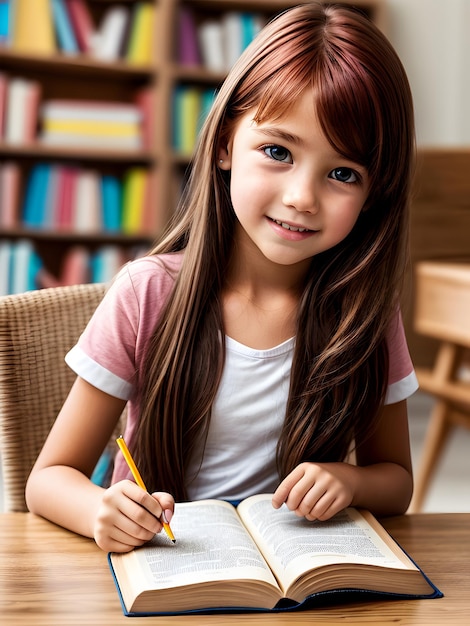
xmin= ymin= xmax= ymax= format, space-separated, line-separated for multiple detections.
xmin=384 ymin=308 xmax=419 ymax=404
xmin=65 ymin=254 xmax=181 ymax=400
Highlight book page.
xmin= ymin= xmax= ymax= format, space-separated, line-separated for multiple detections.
xmin=128 ymin=500 xmax=279 ymax=591
xmin=237 ymin=495 xmax=416 ymax=592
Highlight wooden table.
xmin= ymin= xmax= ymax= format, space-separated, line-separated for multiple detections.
xmin=0 ymin=513 xmax=468 ymax=625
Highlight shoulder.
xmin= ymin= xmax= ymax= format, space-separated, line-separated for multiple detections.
xmin=113 ymin=252 xmax=183 ymax=296
xmin=106 ymin=252 xmax=183 ymax=315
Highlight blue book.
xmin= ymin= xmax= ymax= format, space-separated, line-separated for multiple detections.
xmin=197 ymin=88 xmax=216 ymax=134
xmin=0 ymin=0 xmax=11 ymax=45
xmin=10 ymin=239 xmax=43 ymax=293
xmin=240 ymin=13 xmax=254 ymax=51
xmin=22 ymin=164 xmax=51 ymax=228
xmin=101 ymin=175 xmax=122 ymax=232
xmin=51 ymin=0 xmax=79 ymax=55
xmin=0 ymin=240 xmax=12 ymax=295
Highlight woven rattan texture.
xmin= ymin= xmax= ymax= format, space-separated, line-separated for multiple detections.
xmin=0 ymin=283 xmax=107 ymax=511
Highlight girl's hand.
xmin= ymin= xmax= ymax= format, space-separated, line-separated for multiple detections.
xmin=93 ymin=480 xmax=175 ymax=552
xmin=272 ymin=462 xmax=356 ymax=521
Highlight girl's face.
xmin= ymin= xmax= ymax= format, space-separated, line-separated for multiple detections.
xmin=219 ymin=91 xmax=370 ymax=270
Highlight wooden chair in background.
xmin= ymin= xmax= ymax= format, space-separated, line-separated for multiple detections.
xmin=0 ymin=283 xmax=125 ymax=512
xmin=409 ymin=262 xmax=470 ymax=513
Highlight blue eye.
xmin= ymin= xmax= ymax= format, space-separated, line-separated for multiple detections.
xmin=330 ymin=167 xmax=358 ymax=183
xmin=263 ymin=145 xmax=292 ymax=163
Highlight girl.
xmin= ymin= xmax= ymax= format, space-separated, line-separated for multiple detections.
xmin=26 ymin=3 xmax=418 ymax=553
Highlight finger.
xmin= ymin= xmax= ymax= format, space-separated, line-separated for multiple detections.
xmin=118 ymin=483 xmax=164 ymax=534
xmin=272 ymin=466 xmax=306 ymax=509
xmin=151 ymin=492 xmax=175 ymax=523
xmin=109 ymin=521 xmax=155 ymax=547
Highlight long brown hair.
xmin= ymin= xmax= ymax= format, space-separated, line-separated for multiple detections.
xmin=132 ymin=3 xmax=415 ymax=499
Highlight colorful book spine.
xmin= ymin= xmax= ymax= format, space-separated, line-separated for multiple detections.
xmin=39 ymin=99 xmax=143 ymax=149
xmin=0 ymin=240 xmax=12 ymax=296
xmin=73 ymin=169 xmax=102 ymax=233
xmin=197 ymin=12 xmax=265 ymax=72
xmin=92 ymin=5 xmax=129 ymax=61
xmin=22 ymin=163 xmax=51 ymax=228
xmin=0 ymin=161 xmax=20 ymax=227
xmin=126 ymin=2 xmax=155 ymax=65
xmin=177 ymin=6 xmax=200 ymax=66
xmin=121 ymin=167 xmax=148 ymax=234
xmin=19 ymin=164 xmax=152 ymax=238
xmin=0 ymin=71 xmax=7 ymax=136
xmin=10 ymin=239 xmax=42 ymax=294
xmin=0 ymin=0 xmax=11 ymax=47
xmin=90 ymin=246 xmax=125 ymax=283
xmin=101 ymin=175 xmax=122 ymax=232
xmin=173 ymin=87 xmax=215 ymax=155
xmin=11 ymin=0 xmax=56 ymax=55
xmin=3 ymin=76 xmax=41 ymax=144
xmin=51 ymin=0 xmax=79 ymax=55
xmin=65 ymin=0 xmax=95 ymax=53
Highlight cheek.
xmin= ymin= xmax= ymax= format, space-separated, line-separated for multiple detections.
xmin=329 ymin=203 xmax=363 ymax=240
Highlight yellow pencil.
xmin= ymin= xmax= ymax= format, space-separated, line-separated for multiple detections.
xmin=116 ymin=435 xmax=176 ymax=543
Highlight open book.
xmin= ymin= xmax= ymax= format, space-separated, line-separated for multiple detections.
xmin=108 ymin=494 xmax=442 ymax=616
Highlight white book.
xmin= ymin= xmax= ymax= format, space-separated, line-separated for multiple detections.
xmin=223 ymin=12 xmax=243 ymax=70
xmin=0 ymin=240 xmax=12 ymax=296
xmin=40 ymin=101 xmax=142 ymax=124
xmin=73 ymin=170 xmax=102 ymax=233
xmin=4 ymin=78 xmax=29 ymax=143
xmin=39 ymin=133 xmax=142 ymax=149
xmin=198 ymin=21 xmax=225 ymax=72
xmin=92 ymin=6 xmax=129 ymax=61
xmin=10 ymin=239 xmax=36 ymax=294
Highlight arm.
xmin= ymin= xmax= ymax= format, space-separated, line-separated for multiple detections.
xmin=272 ymin=399 xmax=413 ymax=519
xmin=25 ymin=376 xmax=174 ymax=552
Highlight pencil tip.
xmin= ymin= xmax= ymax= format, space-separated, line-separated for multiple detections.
xmin=171 ymin=539 xmax=176 ymax=544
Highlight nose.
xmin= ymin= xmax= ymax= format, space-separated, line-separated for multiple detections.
xmin=281 ymin=170 xmax=318 ymax=214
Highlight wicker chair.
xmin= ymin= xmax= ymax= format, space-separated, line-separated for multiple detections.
xmin=0 ymin=282 xmax=120 ymax=512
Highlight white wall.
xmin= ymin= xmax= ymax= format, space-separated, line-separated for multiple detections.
xmin=386 ymin=0 xmax=470 ymax=146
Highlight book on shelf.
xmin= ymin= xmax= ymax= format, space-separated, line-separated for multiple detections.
xmin=134 ymin=86 xmax=154 ymax=150
xmin=172 ymin=86 xmax=216 ymax=155
xmin=177 ymin=6 xmax=201 ymax=66
xmin=73 ymin=169 xmax=102 ymax=233
xmin=197 ymin=20 xmax=225 ymax=73
xmin=57 ymin=245 xmax=90 ymax=286
xmin=121 ymin=167 xmax=148 ymax=234
xmin=39 ymin=99 xmax=143 ymax=150
xmin=197 ymin=11 xmax=266 ymax=73
xmin=65 ymin=0 xmax=95 ymax=54
xmin=10 ymin=0 xmax=56 ymax=55
xmin=108 ymin=494 xmax=442 ymax=617
xmin=55 ymin=166 xmax=78 ymax=230
xmin=125 ymin=2 xmax=156 ymax=65
xmin=22 ymin=163 xmax=51 ymax=228
xmin=0 ymin=71 xmax=7 ymax=135
xmin=20 ymin=163 xmax=151 ymax=235
xmin=90 ymin=245 xmax=127 ymax=284
xmin=51 ymin=0 xmax=79 ymax=56
xmin=92 ymin=5 xmax=129 ymax=62
xmin=3 ymin=76 xmax=41 ymax=144
xmin=101 ymin=175 xmax=122 ymax=232
xmin=0 ymin=161 xmax=20 ymax=228
xmin=1 ymin=239 xmax=42 ymax=295
xmin=0 ymin=0 xmax=11 ymax=47
xmin=0 ymin=240 xmax=11 ymax=296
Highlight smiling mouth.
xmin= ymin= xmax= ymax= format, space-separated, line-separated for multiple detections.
xmin=269 ymin=217 xmax=313 ymax=233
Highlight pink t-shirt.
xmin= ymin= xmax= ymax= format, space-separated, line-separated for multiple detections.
xmin=66 ymin=253 xmax=418 ymax=498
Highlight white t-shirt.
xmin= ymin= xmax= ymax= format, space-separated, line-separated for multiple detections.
xmin=66 ymin=254 xmax=418 ymax=500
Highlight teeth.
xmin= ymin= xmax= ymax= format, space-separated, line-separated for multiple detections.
xmin=274 ymin=219 xmax=309 ymax=233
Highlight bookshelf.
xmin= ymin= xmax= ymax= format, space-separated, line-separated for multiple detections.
xmin=0 ymin=0 xmax=385 ymax=294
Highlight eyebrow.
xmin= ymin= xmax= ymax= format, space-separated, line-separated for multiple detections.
xmin=253 ymin=126 xmax=303 ymax=146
